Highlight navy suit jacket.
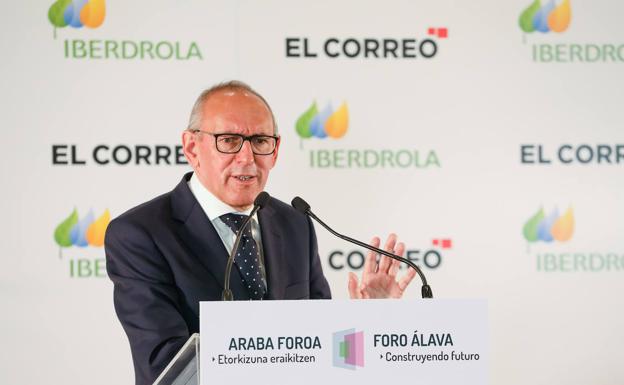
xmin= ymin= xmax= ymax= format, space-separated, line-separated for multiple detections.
xmin=105 ymin=173 xmax=331 ymax=385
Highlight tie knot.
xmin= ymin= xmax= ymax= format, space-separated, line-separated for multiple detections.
xmin=219 ymin=213 xmax=249 ymax=233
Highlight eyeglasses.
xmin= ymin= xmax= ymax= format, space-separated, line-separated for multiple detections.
xmin=192 ymin=130 xmax=279 ymax=155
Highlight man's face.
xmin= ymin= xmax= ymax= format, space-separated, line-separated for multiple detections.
xmin=182 ymin=90 xmax=279 ymax=211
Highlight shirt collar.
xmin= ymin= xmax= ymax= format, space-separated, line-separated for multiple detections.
xmin=188 ymin=172 xmax=252 ymax=220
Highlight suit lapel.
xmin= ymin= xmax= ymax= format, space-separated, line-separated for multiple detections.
xmin=259 ymin=201 xmax=287 ymax=300
xmin=170 ymin=173 xmax=249 ymax=300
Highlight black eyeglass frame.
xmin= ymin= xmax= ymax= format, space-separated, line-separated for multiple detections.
xmin=191 ymin=130 xmax=280 ymax=155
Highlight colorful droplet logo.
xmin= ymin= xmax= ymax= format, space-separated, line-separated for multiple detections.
xmin=54 ymin=208 xmax=111 ymax=255
xmin=54 ymin=208 xmax=79 ymax=248
xmin=295 ymin=101 xmax=349 ymax=141
xmin=551 ymin=207 xmax=574 ymax=241
xmin=519 ymin=0 xmax=571 ymax=34
xmin=523 ymin=206 xmax=574 ymax=243
xmin=48 ymin=0 xmax=106 ymax=30
xmin=70 ymin=209 xmax=95 ymax=247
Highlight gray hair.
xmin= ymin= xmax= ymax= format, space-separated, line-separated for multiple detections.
xmin=186 ymin=80 xmax=278 ymax=135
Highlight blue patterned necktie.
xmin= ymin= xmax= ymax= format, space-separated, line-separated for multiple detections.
xmin=219 ymin=213 xmax=266 ymax=300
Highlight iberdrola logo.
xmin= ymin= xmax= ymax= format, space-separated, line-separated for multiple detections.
xmin=523 ymin=206 xmax=574 ymax=243
xmin=519 ymin=0 xmax=571 ymax=34
xmin=48 ymin=0 xmax=106 ymax=37
xmin=295 ymin=101 xmax=349 ymax=147
xmin=54 ymin=208 xmax=111 ymax=257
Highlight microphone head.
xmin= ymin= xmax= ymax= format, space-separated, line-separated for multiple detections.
xmin=291 ymin=196 xmax=311 ymax=213
xmin=254 ymin=191 xmax=271 ymax=208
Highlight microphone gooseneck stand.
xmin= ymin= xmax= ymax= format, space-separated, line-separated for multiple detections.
xmin=222 ymin=192 xmax=271 ymax=301
xmin=291 ymin=196 xmax=433 ymax=299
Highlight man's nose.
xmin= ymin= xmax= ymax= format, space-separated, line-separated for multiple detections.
xmin=235 ymin=140 xmax=255 ymax=163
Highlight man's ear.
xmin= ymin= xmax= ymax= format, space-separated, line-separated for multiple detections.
xmin=182 ymin=130 xmax=199 ymax=168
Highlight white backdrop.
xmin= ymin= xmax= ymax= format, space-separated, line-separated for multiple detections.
xmin=1 ymin=1 xmax=623 ymax=384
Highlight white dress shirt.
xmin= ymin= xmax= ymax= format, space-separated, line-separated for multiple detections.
xmin=187 ymin=173 xmax=266 ymax=272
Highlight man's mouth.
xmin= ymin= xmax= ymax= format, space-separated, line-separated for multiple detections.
xmin=234 ymin=175 xmax=254 ymax=181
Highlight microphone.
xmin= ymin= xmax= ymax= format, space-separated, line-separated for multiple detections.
xmin=222 ymin=191 xmax=271 ymax=301
xmin=291 ymin=196 xmax=433 ymax=299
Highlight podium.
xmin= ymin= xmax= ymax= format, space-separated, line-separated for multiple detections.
xmin=152 ymin=334 xmax=200 ymax=385
xmin=154 ymin=299 xmax=487 ymax=385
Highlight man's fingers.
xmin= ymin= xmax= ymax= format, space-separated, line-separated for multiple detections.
xmin=348 ymin=272 xmax=361 ymax=299
xmin=388 ymin=258 xmax=401 ymax=278
xmin=363 ymin=236 xmax=381 ymax=275
xmin=388 ymin=241 xmax=405 ymax=277
xmin=398 ymin=265 xmax=418 ymax=291
xmin=395 ymin=240 xmax=405 ymax=257
xmin=378 ymin=233 xmax=397 ymax=274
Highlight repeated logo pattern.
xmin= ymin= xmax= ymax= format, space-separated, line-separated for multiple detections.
xmin=523 ymin=206 xmax=574 ymax=243
xmin=54 ymin=208 xmax=111 ymax=250
xmin=519 ymin=0 xmax=571 ymax=33
xmin=427 ymin=27 xmax=449 ymax=39
xmin=48 ymin=0 xmax=106 ymax=29
xmin=432 ymin=238 xmax=453 ymax=249
xmin=295 ymin=101 xmax=349 ymax=140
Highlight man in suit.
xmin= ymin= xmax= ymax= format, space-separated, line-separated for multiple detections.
xmin=105 ymin=81 xmax=416 ymax=385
